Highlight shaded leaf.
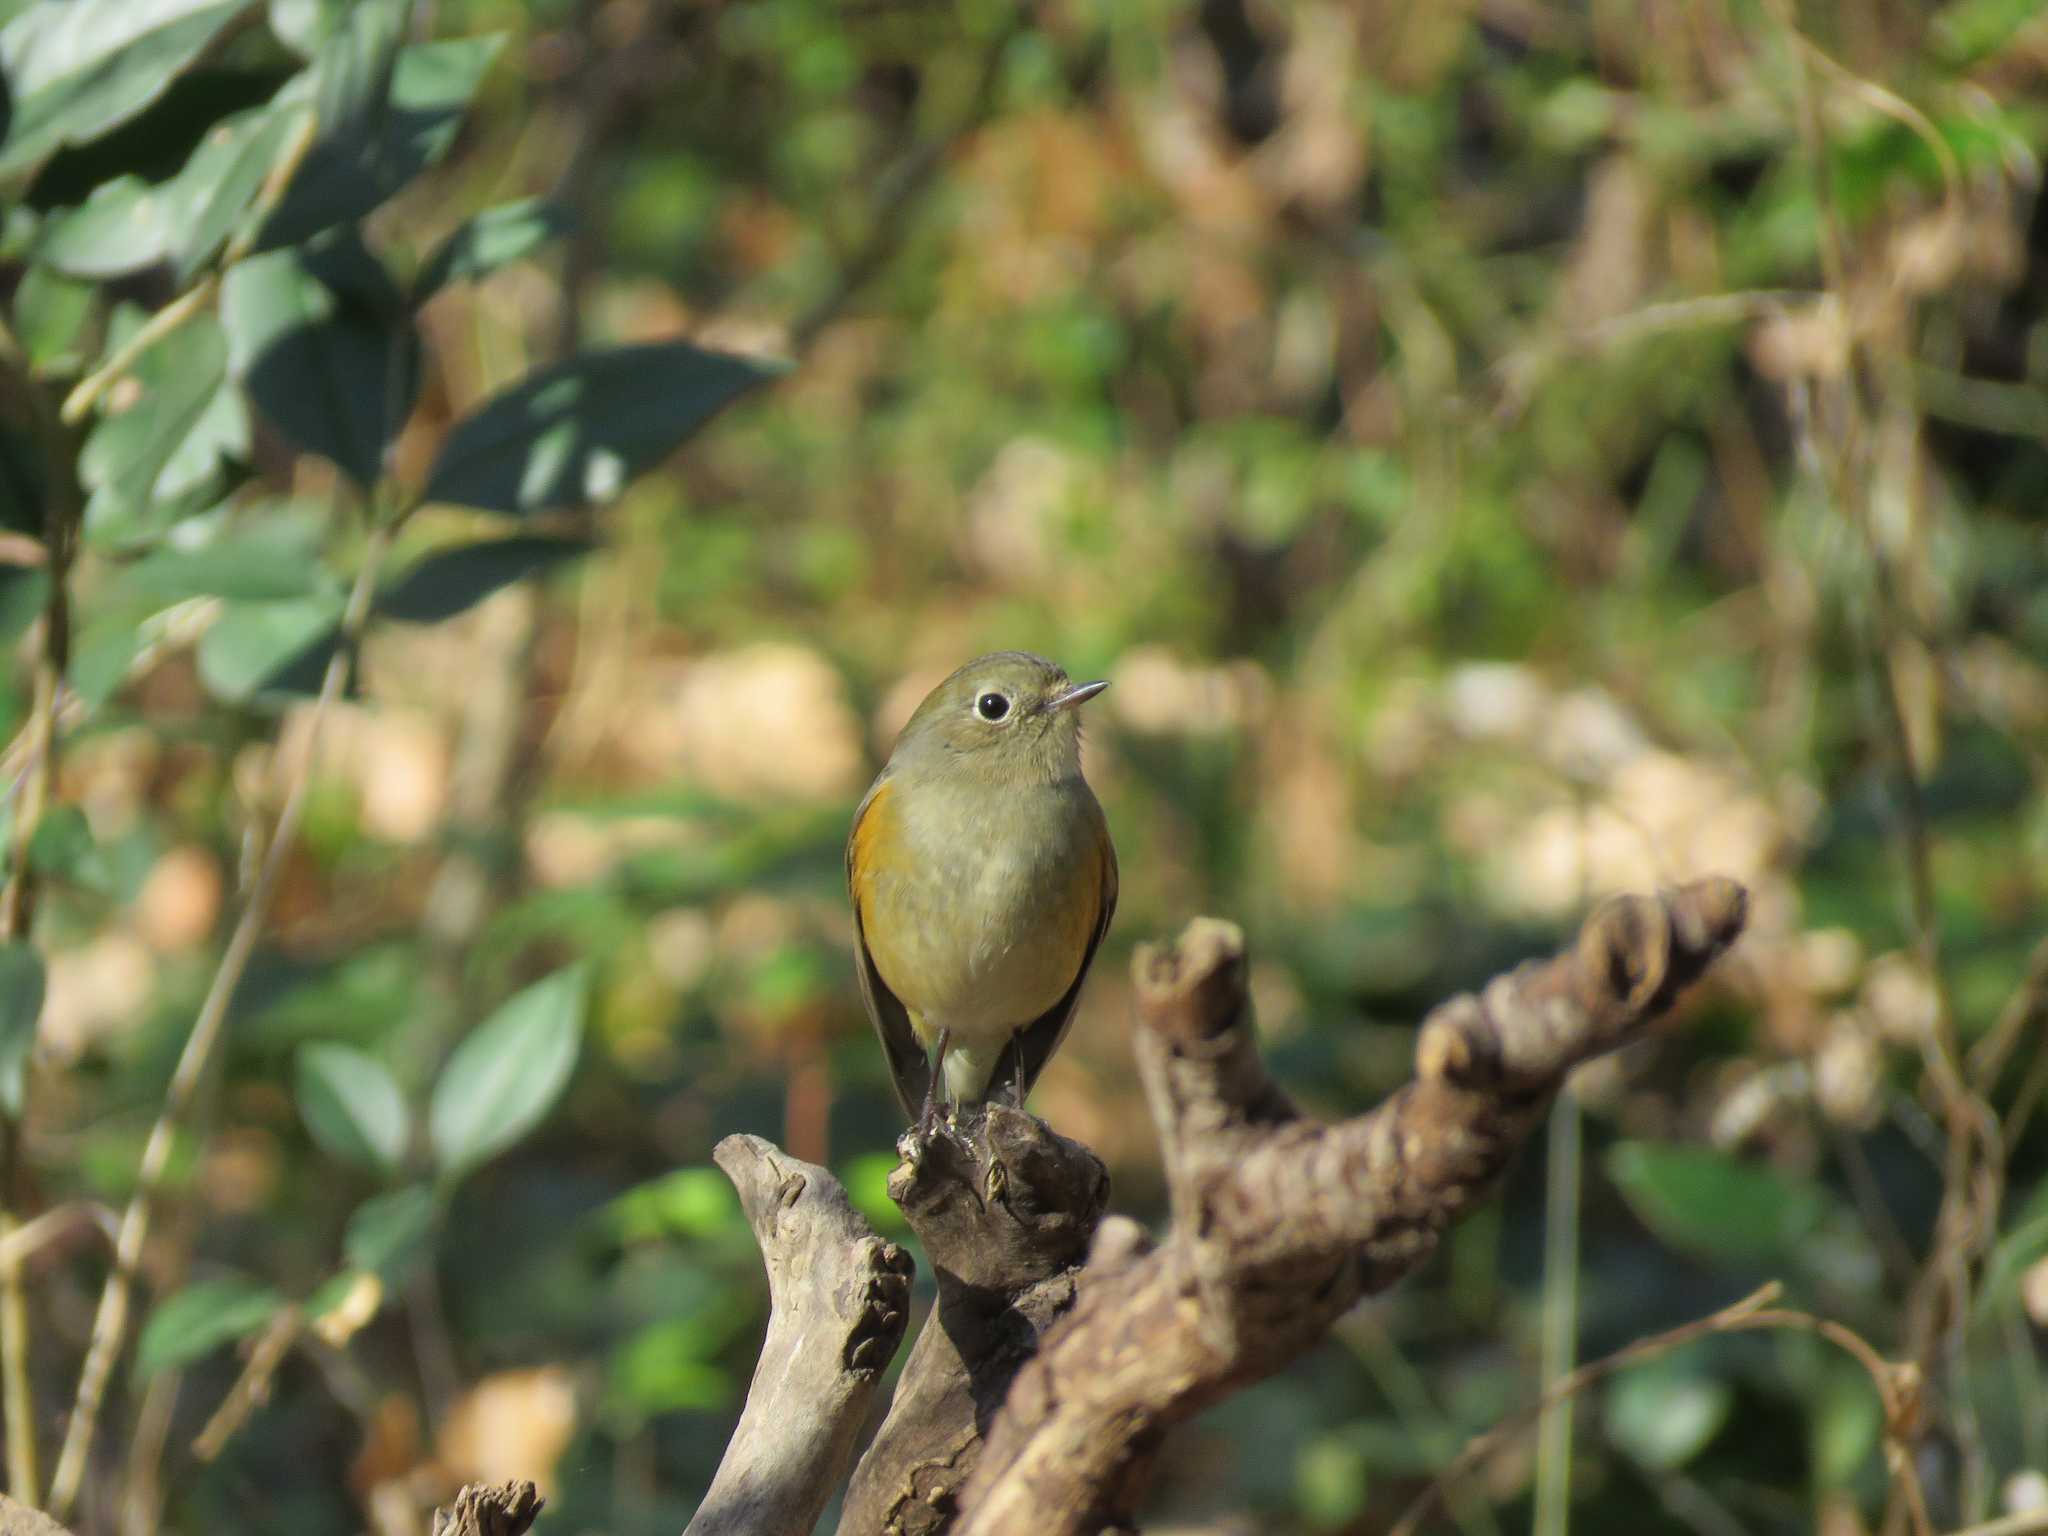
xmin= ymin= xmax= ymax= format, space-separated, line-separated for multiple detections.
xmin=429 ymin=965 xmax=585 ymax=1177
xmin=412 ymin=197 xmax=572 ymax=304
xmin=1607 ymin=1141 xmax=1829 ymax=1267
xmin=196 ymin=593 xmax=344 ymax=703
xmin=27 ymin=803 xmax=113 ymax=891
xmin=424 ymin=343 xmax=782 ymax=516
xmin=343 ymin=1183 xmax=437 ymax=1281
xmin=0 ymin=0 xmax=253 ymax=182
xmin=297 ymin=1042 xmax=408 ymax=1175
xmin=257 ymin=27 xmax=504 ymax=250
xmin=378 ymin=536 xmax=593 ymax=624
xmin=0 ymin=943 xmax=45 ymax=1118
xmin=220 ymin=228 xmax=419 ymax=487
xmin=0 ymin=420 xmax=48 ymax=539
xmin=136 ymin=1275 xmax=282 ymax=1379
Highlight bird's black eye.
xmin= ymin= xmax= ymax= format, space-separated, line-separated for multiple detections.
xmin=976 ymin=691 xmax=1011 ymax=722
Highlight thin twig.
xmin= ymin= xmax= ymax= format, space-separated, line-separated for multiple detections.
xmin=192 ymin=1307 xmax=304 ymax=1462
xmin=1390 ymin=1284 xmax=1934 ymax=1536
xmin=46 ymin=523 xmax=391 ymax=1519
xmin=0 ymin=302 xmax=81 ymax=1506
xmin=57 ymin=107 xmax=319 ymax=427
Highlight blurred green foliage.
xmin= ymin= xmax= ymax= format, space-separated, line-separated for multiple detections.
xmin=0 ymin=0 xmax=2044 ymax=1533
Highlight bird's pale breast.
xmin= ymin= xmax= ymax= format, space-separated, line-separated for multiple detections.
xmin=852 ymin=775 xmax=1103 ymax=1052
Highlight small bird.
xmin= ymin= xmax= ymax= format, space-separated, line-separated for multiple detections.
xmin=848 ymin=652 xmax=1118 ymax=1131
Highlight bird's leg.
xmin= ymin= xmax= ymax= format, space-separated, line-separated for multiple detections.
xmin=916 ymin=1028 xmax=953 ymax=1139
xmin=1008 ymin=1044 xmax=1028 ymax=1109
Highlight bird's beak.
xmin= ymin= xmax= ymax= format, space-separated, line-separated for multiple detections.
xmin=1047 ymin=679 xmax=1109 ymax=712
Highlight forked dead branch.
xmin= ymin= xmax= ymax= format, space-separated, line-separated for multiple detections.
xmin=709 ymin=877 xmax=1750 ymax=1535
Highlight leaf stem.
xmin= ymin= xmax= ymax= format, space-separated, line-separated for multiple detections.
xmin=0 ymin=298 xmax=83 ymax=1506
xmin=46 ymin=520 xmax=390 ymax=1519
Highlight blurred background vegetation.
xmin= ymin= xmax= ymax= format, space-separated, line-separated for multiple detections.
xmin=2 ymin=0 xmax=2047 ymax=1533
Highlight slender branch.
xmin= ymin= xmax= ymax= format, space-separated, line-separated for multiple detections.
xmin=46 ymin=524 xmax=391 ymax=1519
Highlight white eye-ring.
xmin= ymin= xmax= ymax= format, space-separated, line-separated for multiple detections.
xmin=975 ymin=691 xmax=1012 ymax=722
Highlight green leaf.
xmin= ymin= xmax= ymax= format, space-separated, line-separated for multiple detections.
xmin=342 ymin=1183 xmax=437 ymax=1281
xmin=257 ymin=29 xmax=505 ymax=250
xmin=111 ymin=530 xmax=335 ymax=607
xmin=35 ymin=175 xmax=171 ymax=278
xmin=220 ymin=229 xmax=419 ymax=487
xmin=1604 ymin=1356 xmax=1731 ymax=1469
xmin=424 ymin=344 xmax=782 ymax=516
xmin=266 ymin=0 xmax=349 ymax=56
xmin=27 ymin=804 xmax=113 ymax=892
xmin=13 ymin=264 xmax=95 ymax=371
xmin=378 ymin=536 xmax=593 ymax=624
xmin=429 ymin=965 xmax=585 ymax=1177
xmin=1977 ymin=1176 xmax=2048 ymax=1316
xmin=0 ymin=944 xmax=46 ymax=1119
xmin=606 ymin=1168 xmax=743 ymax=1245
xmin=136 ymin=1275 xmax=283 ymax=1379
xmin=1934 ymin=0 xmax=2048 ymax=64
xmin=196 ymin=593 xmax=344 ymax=703
xmin=1607 ymin=1141 xmax=1829 ymax=1267
xmin=0 ymin=0 xmax=254 ymax=183
xmin=161 ymin=103 xmax=298 ymax=280
xmin=412 ymin=198 xmax=572 ymax=305
xmin=296 ymin=1042 xmax=408 ymax=1175
xmin=77 ymin=310 xmax=243 ymax=548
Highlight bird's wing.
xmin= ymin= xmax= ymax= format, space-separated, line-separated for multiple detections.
xmin=996 ymin=794 xmax=1118 ymax=1105
xmin=847 ymin=777 xmax=931 ymax=1119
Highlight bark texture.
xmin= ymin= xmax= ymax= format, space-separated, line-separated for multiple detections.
xmin=432 ymin=1482 xmax=544 ymax=1536
xmin=951 ymin=877 xmax=1749 ymax=1535
xmin=687 ymin=1136 xmax=915 ymax=1536
xmin=837 ymin=1108 xmax=1108 ymax=1535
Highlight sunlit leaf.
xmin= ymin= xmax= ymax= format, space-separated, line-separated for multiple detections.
xmin=422 ymin=343 xmax=782 ymax=516
xmin=196 ymin=593 xmax=345 ymax=703
xmin=0 ymin=944 xmax=46 ymax=1118
xmin=111 ymin=529 xmax=337 ymax=607
xmin=13 ymin=263 xmax=94 ymax=371
xmin=1604 ymin=1356 xmax=1731 ymax=1469
xmin=429 ymin=965 xmax=585 ymax=1177
xmin=605 ymin=1168 xmax=743 ymax=1245
xmin=35 ymin=174 xmax=171 ymax=277
xmin=297 ymin=1042 xmax=408 ymax=1175
xmin=412 ymin=197 xmax=572 ymax=304
xmin=77 ymin=311 xmax=233 ymax=544
xmin=161 ymin=102 xmax=297 ymax=279
xmin=0 ymin=0 xmax=253 ymax=182
xmin=136 ymin=1275 xmax=283 ymax=1379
